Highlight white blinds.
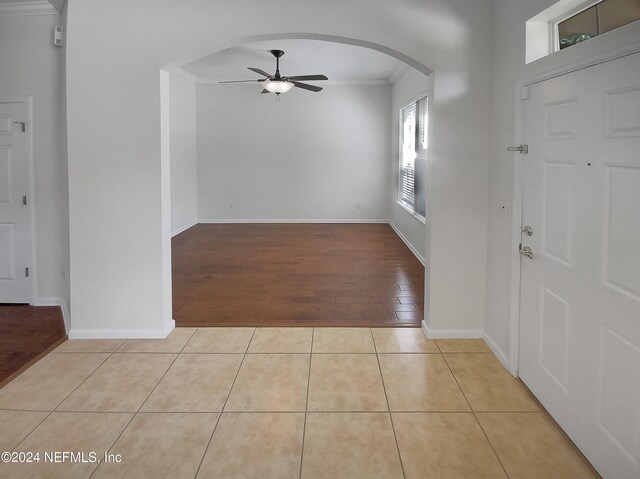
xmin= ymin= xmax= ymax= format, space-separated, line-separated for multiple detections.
xmin=415 ymin=96 xmax=428 ymax=217
xmin=399 ymin=96 xmax=427 ymax=217
xmin=400 ymin=102 xmax=417 ymax=208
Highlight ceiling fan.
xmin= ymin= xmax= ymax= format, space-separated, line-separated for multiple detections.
xmin=219 ymin=49 xmax=328 ymax=95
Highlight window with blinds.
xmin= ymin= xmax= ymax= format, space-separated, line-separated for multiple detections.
xmin=399 ymin=95 xmax=428 ymax=218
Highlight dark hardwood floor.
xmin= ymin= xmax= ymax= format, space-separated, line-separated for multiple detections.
xmin=172 ymin=224 xmax=425 ymax=327
xmin=0 ymin=305 xmax=66 ymax=384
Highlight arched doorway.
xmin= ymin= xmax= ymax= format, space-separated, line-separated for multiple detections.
xmin=160 ymin=33 xmax=433 ymax=329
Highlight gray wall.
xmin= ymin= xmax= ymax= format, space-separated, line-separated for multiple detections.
xmin=0 ymin=12 xmax=69 ymax=313
xmin=196 ymin=84 xmax=391 ymax=222
xmin=65 ymin=0 xmax=492 ymax=338
xmin=170 ymin=72 xmax=197 ymax=235
xmin=389 ymin=67 xmax=430 ymax=263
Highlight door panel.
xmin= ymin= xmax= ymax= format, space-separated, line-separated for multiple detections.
xmin=540 ymin=286 xmax=571 ymax=392
xmin=543 ymin=161 xmax=574 ymax=265
xmin=0 ymin=102 xmax=31 ymax=303
xmin=520 ymin=53 xmax=640 ymax=479
xmin=603 ymin=165 xmax=640 ymax=300
xmin=604 ymin=86 xmax=640 ymax=137
xmin=0 ymin=223 xmax=16 ymax=279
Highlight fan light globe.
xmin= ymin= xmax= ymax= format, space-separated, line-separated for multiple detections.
xmin=262 ymin=79 xmax=294 ymax=94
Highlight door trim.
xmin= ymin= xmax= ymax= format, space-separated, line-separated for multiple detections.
xmin=0 ymin=96 xmax=35 ymax=303
xmin=510 ymin=41 xmax=640 ymax=378
xmin=522 ymin=21 xmax=640 ymax=87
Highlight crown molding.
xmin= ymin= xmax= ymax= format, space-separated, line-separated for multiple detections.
xmin=175 ymin=68 xmax=200 ymax=82
xmin=0 ymin=1 xmax=58 ymax=16
xmin=388 ymin=63 xmax=410 ymax=84
xmin=196 ymin=78 xmax=389 ymax=86
xmin=323 ymin=80 xmax=389 ymax=86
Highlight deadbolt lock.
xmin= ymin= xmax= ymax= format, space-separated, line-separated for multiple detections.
xmin=522 ymin=225 xmax=533 ymax=237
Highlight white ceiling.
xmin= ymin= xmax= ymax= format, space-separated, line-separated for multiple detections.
xmin=181 ymin=39 xmax=408 ymax=84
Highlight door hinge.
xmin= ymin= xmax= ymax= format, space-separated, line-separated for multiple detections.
xmin=507 ymin=144 xmax=528 ymax=154
xmin=23 ymin=195 xmax=27 ymax=206
xmin=13 ymin=121 xmax=26 ymax=133
xmin=25 ymin=267 xmax=30 ymax=278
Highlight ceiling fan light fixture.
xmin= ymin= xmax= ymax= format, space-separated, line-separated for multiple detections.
xmin=262 ymin=79 xmax=294 ymax=94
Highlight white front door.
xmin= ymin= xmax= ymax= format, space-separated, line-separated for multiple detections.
xmin=0 ymin=101 xmax=32 ymax=303
xmin=519 ymin=52 xmax=640 ymax=479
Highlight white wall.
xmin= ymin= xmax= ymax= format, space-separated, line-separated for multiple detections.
xmin=170 ymin=71 xmax=197 ymax=235
xmin=65 ymin=0 xmax=492 ymax=338
xmin=0 ymin=12 xmax=69 ymax=313
xmin=389 ymin=67 xmax=429 ymax=263
xmin=197 ymin=84 xmax=390 ymax=222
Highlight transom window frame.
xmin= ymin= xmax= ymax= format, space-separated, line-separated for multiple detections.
xmin=550 ymin=0 xmax=640 ymax=53
xmin=551 ymin=0 xmax=602 ymax=52
xmin=397 ymin=92 xmax=428 ymax=224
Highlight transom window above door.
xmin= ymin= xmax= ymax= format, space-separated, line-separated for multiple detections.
xmin=556 ymin=0 xmax=640 ymax=51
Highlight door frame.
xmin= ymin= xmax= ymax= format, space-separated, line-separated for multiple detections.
xmin=509 ymin=31 xmax=640 ymax=377
xmin=0 ymin=95 xmax=36 ymax=304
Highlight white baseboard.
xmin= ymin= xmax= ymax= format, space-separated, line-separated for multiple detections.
xmin=197 ymin=218 xmax=388 ymax=224
xmin=32 ymin=297 xmax=70 ymax=334
xmin=171 ymin=220 xmax=197 ymax=237
xmin=389 ymin=222 xmax=426 ymax=266
xmin=483 ymin=331 xmax=514 ymax=376
xmin=421 ymin=319 xmax=430 ymax=339
xmin=69 ymin=319 xmax=175 ymax=340
xmin=421 ymin=320 xmax=483 ymax=339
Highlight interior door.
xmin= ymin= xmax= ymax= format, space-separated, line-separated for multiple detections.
xmin=0 ymin=101 xmax=32 ymax=303
xmin=519 ymin=52 xmax=640 ymax=479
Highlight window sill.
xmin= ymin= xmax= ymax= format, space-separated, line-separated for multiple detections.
xmin=397 ymin=201 xmax=426 ymax=225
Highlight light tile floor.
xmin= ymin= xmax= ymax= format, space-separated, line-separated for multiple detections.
xmin=0 ymin=327 xmax=600 ymax=479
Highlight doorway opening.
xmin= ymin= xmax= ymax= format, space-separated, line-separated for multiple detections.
xmin=161 ymin=34 xmax=433 ymax=328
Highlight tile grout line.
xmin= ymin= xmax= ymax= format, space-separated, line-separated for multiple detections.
xmin=193 ymin=327 xmax=256 ymax=479
xmin=298 ymin=328 xmax=314 ymax=479
xmin=89 ymin=328 xmax=199 ymax=478
xmin=440 ymin=353 xmax=512 ymax=479
xmin=7 ymin=331 xmax=201 ymax=455
xmin=74 ymin=352 xmax=136 ymax=479
xmin=86 ymin=412 xmax=137 ymax=479
xmin=8 ymin=410 xmax=54 ymax=454
xmin=89 ymin=358 xmax=183 ymax=477
xmin=133 ymin=327 xmax=199 ymax=412
xmin=48 ymin=350 xmax=453 ymax=355
xmin=50 ymin=351 xmax=115 ymax=412
xmin=371 ymin=328 xmax=407 ymax=479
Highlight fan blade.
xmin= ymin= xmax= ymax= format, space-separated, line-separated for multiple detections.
xmin=248 ymin=67 xmax=271 ymax=77
xmin=219 ymin=79 xmax=261 ymax=83
xmin=292 ymin=81 xmax=323 ymax=93
xmin=288 ymin=74 xmax=328 ymax=81
xmin=260 ymin=89 xmax=270 ymax=94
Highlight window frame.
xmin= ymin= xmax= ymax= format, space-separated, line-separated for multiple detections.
xmin=397 ymin=92 xmax=428 ymax=224
xmin=549 ymin=0 xmax=640 ymax=52
xmin=552 ymin=0 xmax=602 ymax=52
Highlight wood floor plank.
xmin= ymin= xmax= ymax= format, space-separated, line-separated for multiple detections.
xmin=0 ymin=305 xmax=66 ymax=384
xmin=172 ymin=224 xmax=425 ymax=327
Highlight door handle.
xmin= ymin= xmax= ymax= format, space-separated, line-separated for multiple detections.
xmin=520 ymin=245 xmax=533 ymax=259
